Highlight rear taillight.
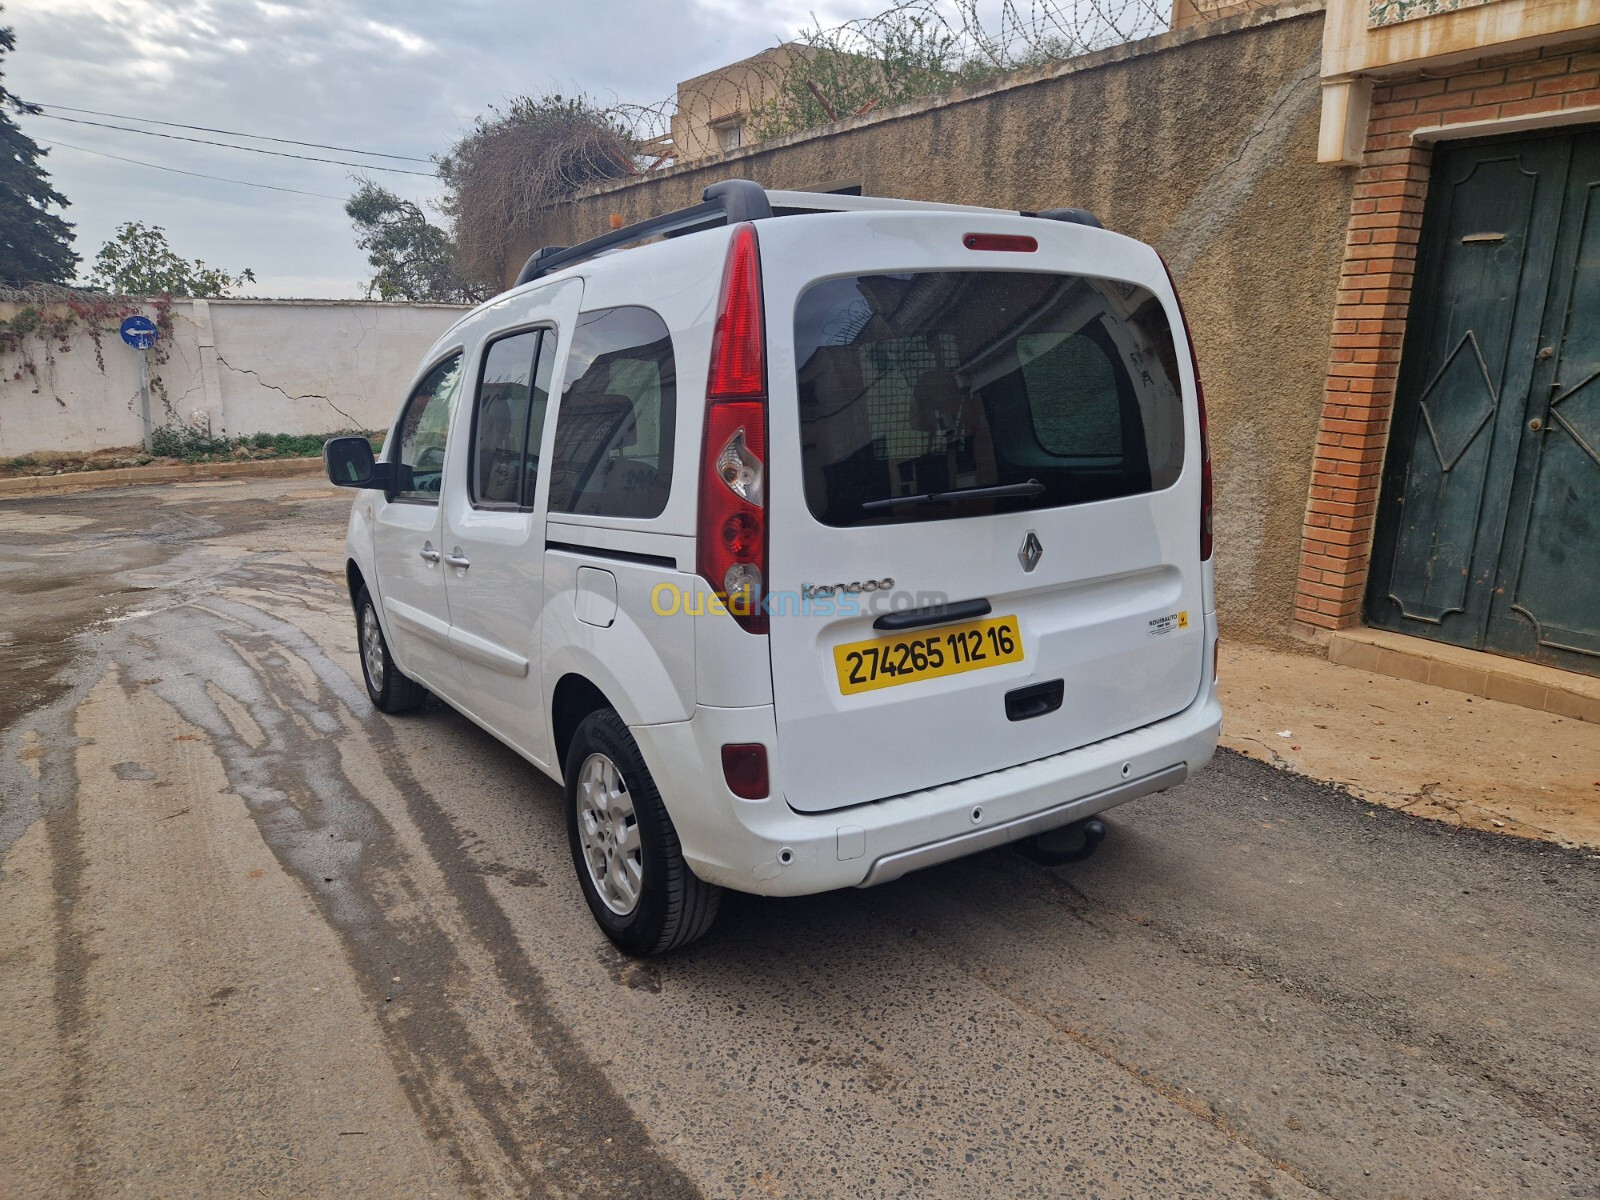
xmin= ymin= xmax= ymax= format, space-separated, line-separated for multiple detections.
xmin=698 ymin=224 xmax=768 ymax=634
xmin=1199 ymin=375 xmax=1213 ymax=562
xmin=1161 ymin=258 xmax=1212 ymax=562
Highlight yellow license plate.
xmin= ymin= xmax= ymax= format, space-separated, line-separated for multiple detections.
xmin=834 ymin=615 xmax=1024 ymax=695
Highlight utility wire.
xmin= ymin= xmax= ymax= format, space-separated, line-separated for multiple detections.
xmin=34 ymin=102 xmax=435 ymax=163
xmin=26 ymin=111 xmax=437 ymax=176
xmin=39 ymin=137 xmax=350 ymax=200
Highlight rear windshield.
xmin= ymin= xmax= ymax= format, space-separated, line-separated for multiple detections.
xmin=793 ymin=271 xmax=1184 ymax=527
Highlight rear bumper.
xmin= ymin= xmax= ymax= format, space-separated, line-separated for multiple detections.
xmin=857 ymin=762 xmax=1187 ymax=886
xmin=632 ymin=641 xmax=1222 ymax=897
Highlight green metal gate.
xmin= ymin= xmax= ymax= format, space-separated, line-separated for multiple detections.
xmin=1367 ymin=129 xmax=1600 ymax=676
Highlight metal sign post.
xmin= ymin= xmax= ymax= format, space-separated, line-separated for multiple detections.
xmin=137 ymin=352 xmax=152 ymax=452
xmin=119 ymin=316 xmax=159 ymax=452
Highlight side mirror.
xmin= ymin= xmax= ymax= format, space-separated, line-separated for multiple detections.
xmin=324 ymin=436 xmax=392 ymax=490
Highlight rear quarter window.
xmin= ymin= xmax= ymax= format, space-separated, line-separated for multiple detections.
xmin=793 ymin=272 xmax=1183 ymax=527
xmin=548 ymin=306 xmax=676 ymax=520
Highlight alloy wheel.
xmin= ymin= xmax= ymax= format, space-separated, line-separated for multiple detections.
xmin=361 ymin=604 xmax=386 ymax=692
xmin=575 ymin=752 xmax=642 ymax=915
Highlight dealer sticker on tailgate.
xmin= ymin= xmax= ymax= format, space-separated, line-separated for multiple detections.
xmin=833 ymin=615 xmax=1024 ymax=695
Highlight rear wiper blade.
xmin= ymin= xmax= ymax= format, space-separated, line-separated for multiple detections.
xmin=861 ymin=478 xmax=1046 ymax=511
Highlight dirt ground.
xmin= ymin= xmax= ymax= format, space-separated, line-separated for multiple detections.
xmin=1220 ymin=643 xmax=1600 ymax=850
xmin=1 ymin=477 xmax=1595 ymax=1199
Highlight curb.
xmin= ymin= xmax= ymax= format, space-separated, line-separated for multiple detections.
xmin=0 ymin=457 xmax=326 ymax=497
xmin=1328 ymin=627 xmax=1600 ymax=725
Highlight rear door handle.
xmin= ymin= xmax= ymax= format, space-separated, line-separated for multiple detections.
xmin=444 ymin=548 xmax=471 ymax=570
xmin=419 ymin=542 xmax=441 ymax=564
xmin=873 ymin=598 xmax=991 ymax=631
xmin=1006 ymin=679 xmax=1063 ymax=722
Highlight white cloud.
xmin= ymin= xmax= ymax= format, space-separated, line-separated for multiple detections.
xmin=5 ymin=0 xmax=896 ymax=296
xmin=360 ymin=18 xmax=430 ymax=56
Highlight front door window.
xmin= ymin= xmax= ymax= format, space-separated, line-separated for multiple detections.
xmin=394 ymin=354 xmax=464 ymax=501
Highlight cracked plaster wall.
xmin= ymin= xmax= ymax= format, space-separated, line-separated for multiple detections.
xmin=514 ymin=5 xmax=1350 ymax=648
xmin=0 ymin=300 xmax=467 ymax=460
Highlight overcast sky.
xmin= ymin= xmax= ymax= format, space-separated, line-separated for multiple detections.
xmin=6 ymin=0 xmax=888 ymax=297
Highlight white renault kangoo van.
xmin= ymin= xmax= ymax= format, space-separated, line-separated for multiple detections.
xmin=325 ymin=181 xmax=1221 ymax=954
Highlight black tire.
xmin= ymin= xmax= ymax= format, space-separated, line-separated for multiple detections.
xmin=355 ymin=586 xmax=428 ymax=714
xmin=564 ymin=708 xmax=721 ymax=955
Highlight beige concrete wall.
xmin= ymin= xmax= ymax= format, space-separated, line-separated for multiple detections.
xmin=0 ymin=299 xmax=467 ymax=458
xmin=512 ymin=5 xmax=1351 ymax=648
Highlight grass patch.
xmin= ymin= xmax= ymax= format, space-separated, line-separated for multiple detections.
xmin=0 ymin=430 xmax=384 ymax=477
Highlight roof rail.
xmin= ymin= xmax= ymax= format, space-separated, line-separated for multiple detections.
xmin=511 ymin=179 xmax=774 ymax=289
xmin=507 ymin=183 xmax=1104 ymax=290
xmin=518 ymin=245 xmax=570 ymax=279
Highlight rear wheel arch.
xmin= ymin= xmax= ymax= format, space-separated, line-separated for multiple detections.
xmin=551 ymin=674 xmax=615 ymax=779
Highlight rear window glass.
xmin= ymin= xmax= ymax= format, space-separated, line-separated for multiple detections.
xmin=793 ymin=271 xmax=1183 ymax=527
xmin=548 ymin=306 xmax=675 ymax=520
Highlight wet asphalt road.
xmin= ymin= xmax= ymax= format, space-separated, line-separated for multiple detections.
xmin=0 ymin=476 xmax=1595 ymax=1200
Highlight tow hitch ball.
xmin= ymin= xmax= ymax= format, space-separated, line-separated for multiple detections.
xmin=1019 ymin=817 xmax=1107 ymax=866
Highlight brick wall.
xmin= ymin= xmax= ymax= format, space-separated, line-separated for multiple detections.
xmin=1294 ymin=40 xmax=1600 ymax=635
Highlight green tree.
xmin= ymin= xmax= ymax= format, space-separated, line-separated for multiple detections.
xmin=345 ymin=180 xmax=485 ymax=303
xmin=87 ymin=221 xmax=254 ymax=297
xmin=0 ymin=9 xmax=77 ymax=286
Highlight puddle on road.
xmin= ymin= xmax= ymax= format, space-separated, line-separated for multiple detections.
xmin=1 ymin=480 xmax=700 ymax=1198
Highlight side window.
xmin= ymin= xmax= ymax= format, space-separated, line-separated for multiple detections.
xmin=392 ymin=353 xmax=463 ymax=502
xmin=471 ymin=330 xmax=543 ymax=508
xmin=547 ymin=306 xmax=675 ymax=520
xmin=524 ymin=333 xmax=556 ymax=508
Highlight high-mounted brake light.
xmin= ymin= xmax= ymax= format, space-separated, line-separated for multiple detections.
xmin=963 ymin=233 xmax=1038 ymax=253
xmin=698 ymin=224 xmax=769 ymax=634
xmin=1161 ymin=257 xmax=1212 ymax=562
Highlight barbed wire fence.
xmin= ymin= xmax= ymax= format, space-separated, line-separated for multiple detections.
xmin=610 ymin=0 xmax=1237 ymax=161
xmin=445 ymin=0 xmax=1254 ymax=281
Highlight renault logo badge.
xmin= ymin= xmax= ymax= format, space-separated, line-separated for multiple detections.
xmin=1019 ymin=531 xmax=1043 ymax=573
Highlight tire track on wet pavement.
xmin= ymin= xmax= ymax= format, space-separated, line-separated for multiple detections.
xmin=111 ymin=564 xmax=701 ymax=1198
xmin=5 ymin=480 xmax=1597 ymax=1200
xmin=2 ymin=487 xmax=700 ymax=1198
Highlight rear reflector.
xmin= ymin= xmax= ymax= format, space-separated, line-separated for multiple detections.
xmin=963 ymin=233 xmax=1038 ymax=253
xmin=721 ymin=743 xmax=769 ymax=799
